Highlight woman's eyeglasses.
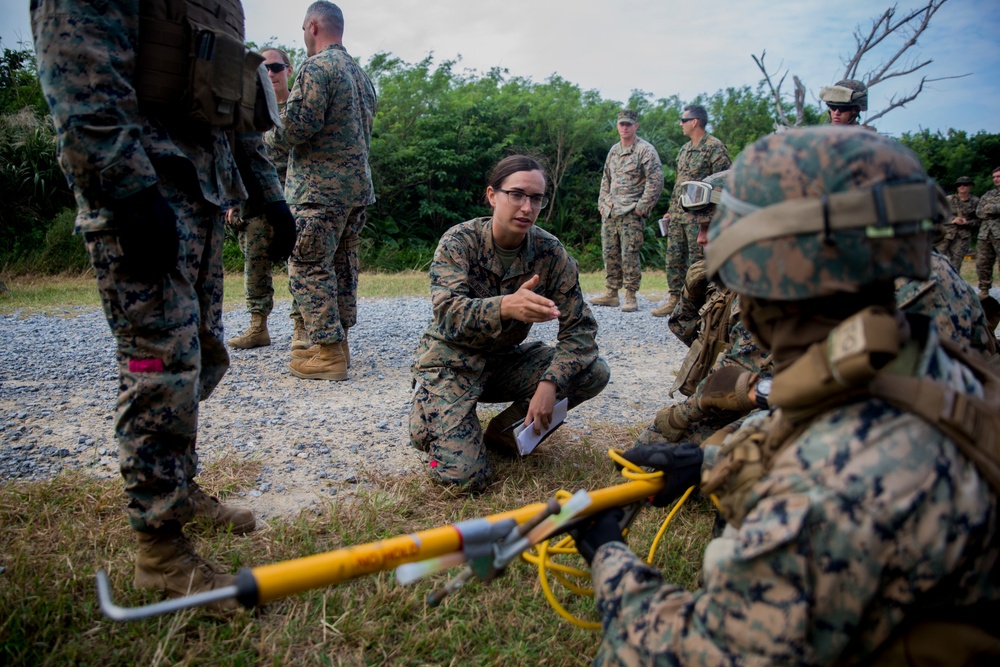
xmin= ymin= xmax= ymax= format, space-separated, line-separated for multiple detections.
xmin=265 ymin=63 xmax=289 ymax=73
xmin=497 ymin=189 xmax=549 ymax=210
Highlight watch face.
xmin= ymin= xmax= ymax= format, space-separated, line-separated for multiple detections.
xmin=755 ymin=379 xmax=772 ymax=409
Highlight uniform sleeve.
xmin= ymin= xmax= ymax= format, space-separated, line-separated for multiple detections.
xmin=976 ymin=192 xmax=1000 ymax=219
xmin=427 ymin=233 xmax=505 ymax=346
xmin=541 ymin=253 xmax=600 ymax=391
xmin=709 ymin=139 xmax=732 ymax=174
xmin=598 ymin=149 xmax=613 ymax=218
xmin=635 ymin=145 xmax=664 ymax=218
xmin=271 ymin=59 xmax=333 ymax=147
xmin=30 ymin=0 xmax=157 ymax=201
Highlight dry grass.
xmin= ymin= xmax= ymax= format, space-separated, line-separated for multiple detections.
xmin=0 ymin=426 xmax=715 ymax=666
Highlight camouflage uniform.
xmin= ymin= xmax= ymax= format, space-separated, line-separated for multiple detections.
xmin=665 ymin=136 xmax=730 ymax=294
xmin=936 ymin=192 xmax=980 ymax=270
xmin=593 ymin=321 xmax=1000 ymax=666
xmin=896 ymin=251 xmax=997 ymax=355
xmin=976 ymin=188 xmax=1000 ymax=294
xmin=409 ymin=218 xmax=609 ymax=489
xmin=590 ymin=128 xmax=1000 ymax=665
xmin=31 ymin=0 xmax=280 ymax=531
xmin=266 ymin=44 xmax=375 ymax=346
xmin=636 ymin=265 xmax=769 ymax=446
xmin=597 ymin=137 xmax=663 ymax=291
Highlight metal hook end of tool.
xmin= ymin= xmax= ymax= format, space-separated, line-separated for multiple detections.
xmin=96 ymin=569 xmax=241 ymax=622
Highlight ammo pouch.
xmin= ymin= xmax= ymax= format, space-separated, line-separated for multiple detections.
xmin=670 ymin=290 xmax=739 ymax=398
xmin=134 ymin=0 xmax=275 ymax=132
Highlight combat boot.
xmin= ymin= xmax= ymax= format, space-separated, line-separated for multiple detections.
xmin=291 ymin=331 xmax=350 ymax=368
xmin=134 ymin=527 xmax=239 ymax=609
xmin=228 ymin=312 xmax=270 ymax=349
xmin=291 ymin=316 xmax=310 ymax=351
xmin=651 ymin=293 xmax=680 ymax=318
xmin=483 ymin=402 xmax=529 ymax=457
xmin=289 ymin=343 xmax=348 ymax=381
xmin=621 ymin=290 xmax=638 ymax=312
xmin=190 ymin=485 xmax=256 ymax=534
xmin=590 ymin=289 xmax=620 ymax=307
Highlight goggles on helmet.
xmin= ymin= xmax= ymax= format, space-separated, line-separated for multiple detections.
xmin=679 ymin=180 xmax=720 ymax=210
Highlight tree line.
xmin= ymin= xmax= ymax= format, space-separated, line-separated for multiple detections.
xmin=1 ymin=43 xmax=998 ymax=274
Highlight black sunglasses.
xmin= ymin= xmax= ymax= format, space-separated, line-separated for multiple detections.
xmin=265 ymin=62 xmax=289 ymax=73
xmin=680 ymin=117 xmax=697 ymax=123
xmin=826 ymin=103 xmax=856 ymax=113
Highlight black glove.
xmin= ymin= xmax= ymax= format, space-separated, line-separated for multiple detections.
xmin=568 ymin=508 xmax=625 ymax=566
xmin=264 ymin=200 xmax=297 ymax=262
xmin=111 ymin=187 xmax=179 ymax=280
xmin=621 ymin=441 xmax=704 ymax=507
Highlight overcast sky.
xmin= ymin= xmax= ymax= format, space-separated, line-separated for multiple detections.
xmin=3 ymin=0 xmax=998 ymax=140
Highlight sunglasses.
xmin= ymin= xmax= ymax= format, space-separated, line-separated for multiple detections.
xmin=826 ymin=103 xmax=856 ymax=113
xmin=680 ymin=117 xmax=697 ymax=124
xmin=265 ymin=62 xmax=289 ymax=73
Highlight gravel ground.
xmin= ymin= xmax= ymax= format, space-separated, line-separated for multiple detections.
xmin=0 ymin=292 xmax=688 ymax=519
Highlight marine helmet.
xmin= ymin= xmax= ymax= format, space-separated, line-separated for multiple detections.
xmin=819 ymin=79 xmax=868 ymax=112
xmin=954 ymin=176 xmax=974 ymax=187
xmin=705 ymin=126 xmax=947 ymax=301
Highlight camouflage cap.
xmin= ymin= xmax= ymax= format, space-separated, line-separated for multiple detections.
xmin=705 ymin=126 xmax=946 ymax=301
xmin=954 ymin=176 xmax=974 ymax=186
xmin=617 ymin=109 xmax=638 ymax=124
xmin=819 ymin=79 xmax=868 ymax=112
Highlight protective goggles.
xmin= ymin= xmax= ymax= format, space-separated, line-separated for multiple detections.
xmin=679 ymin=180 xmax=721 ymax=210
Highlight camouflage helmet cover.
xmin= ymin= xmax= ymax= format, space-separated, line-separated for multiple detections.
xmin=819 ymin=79 xmax=868 ymax=112
xmin=706 ymin=126 xmax=947 ymax=301
xmin=954 ymin=176 xmax=974 ymax=187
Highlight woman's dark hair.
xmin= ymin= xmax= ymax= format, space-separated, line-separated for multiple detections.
xmin=487 ymin=155 xmax=547 ymax=191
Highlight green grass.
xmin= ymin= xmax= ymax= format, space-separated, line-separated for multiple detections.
xmin=0 ymin=271 xmax=674 ymax=315
xmin=0 ymin=428 xmax=715 ymax=666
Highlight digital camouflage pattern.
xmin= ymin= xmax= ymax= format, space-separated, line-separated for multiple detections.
xmin=637 ymin=272 xmax=768 ymax=446
xmin=976 ymin=188 xmax=1000 ymax=292
xmin=665 ymin=135 xmax=730 ymax=293
xmin=592 ymin=321 xmax=1000 ymax=665
xmin=598 ymin=137 xmax=663 ymax=292
xmin=29 ymin=0 xmax=271 ymax=531
xmin=409 ymin=218 xmax=609 ymax=489
xmin=290 ymin=205 xmax=366 ymax=344
xmin=236 ymin=214 xmax=275 ymax=316
xmin=266 ymin=43 xmax=375 ymax=344
xmin=896 ymin=251 xmax=997 ymax=355
xmin=936 ymin=192 xmax=980 ymax=270
xmin=708 ymin=127 xmax=939 ymax=300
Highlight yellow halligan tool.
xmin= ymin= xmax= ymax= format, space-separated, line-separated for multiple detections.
xmin=96 ymin=468 xmax=665 ymax=622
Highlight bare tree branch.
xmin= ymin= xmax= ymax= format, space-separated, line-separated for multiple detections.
xmin=752 ymin=51 xmax=791 ymax=127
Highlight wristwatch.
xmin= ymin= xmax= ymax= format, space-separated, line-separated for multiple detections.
xmin=754 ymin=378 xmax=773 ymax=410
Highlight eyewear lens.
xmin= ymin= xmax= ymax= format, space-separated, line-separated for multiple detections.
xmin=265 ymin=63 xmax=288 ymax=73
xmin=500 ymin=189 xmax=549 ymax=210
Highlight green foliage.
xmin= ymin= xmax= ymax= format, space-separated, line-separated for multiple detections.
xmin=0 ymin=44 xmax=47 ymax=117
xmin=897 ymin=129 xmax=1000 ymax=194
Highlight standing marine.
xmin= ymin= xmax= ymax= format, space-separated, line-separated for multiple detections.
xmin=936 ymin=175 xmax=980 ymax=271
xmin=975 ymin=166 xmax=1000 ymax=298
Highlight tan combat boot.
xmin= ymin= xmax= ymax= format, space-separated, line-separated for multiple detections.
xmin=621 ymin=290 xmax=638 ymax=312
xmin=483 ymin=402 xmax=529 ymax=457
xmin=590 ymin=289 xmax=620 ymax=307
xmin=291 ymin=316 xmax=310 ymax=351
xmin=291 ymin=330 xmax=350 ymax=368
xmin=134 ymin=528 xmax=239 ymax=609
xmin=651 ymin=293 xmax=680 ymax=318
xmin=289 ymin=343 xmax=348 ymax=381
xmin=228 ymin=312 xmax=270 ymax=349
xmin=190 ymin=485 xmax=256 ymax=534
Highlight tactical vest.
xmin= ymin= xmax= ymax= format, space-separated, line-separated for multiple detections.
xmin=700 ymin=307 xmax=1000 ymax=666
xmin=134 ymin=0 xmax=276 ymax=132
xmin=670 ymin=289 xmax=743 ymax=398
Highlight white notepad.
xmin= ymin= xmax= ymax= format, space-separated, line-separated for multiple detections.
xmin=514 ymin=397 xmax=568 ymax=456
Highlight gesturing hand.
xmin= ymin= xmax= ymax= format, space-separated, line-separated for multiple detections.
xmin=500 ymin=274 xmax=560 ymax=323
xmin=621 ymin=441 xmax=704 ymax=507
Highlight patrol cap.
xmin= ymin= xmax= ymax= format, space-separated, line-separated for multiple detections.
xmin=954 ymin=176 xmax=974 ymax=186
xmin=617 ymin=109 xmax=638 ymax=124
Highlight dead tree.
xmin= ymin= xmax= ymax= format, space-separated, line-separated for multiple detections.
xmin=754 ymin=0 xmax=968 ymax=126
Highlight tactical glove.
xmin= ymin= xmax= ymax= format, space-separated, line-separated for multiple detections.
xmin=683 ymin=261 xmax=708 ymax=303
xmin=264 ymin=201 xmax=297 ymax=263
xmin=621 ymin=441 xmax=704 ymax=507
xmin=111 ymin=186 xmax=179 ymax=281
xmin=699 ymin=367 xmax=758 ymax=413
xmin=567 ymin=507 xmax=625 ymax=566
xmin=653 ymin=405 xmax=690 ymax=442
